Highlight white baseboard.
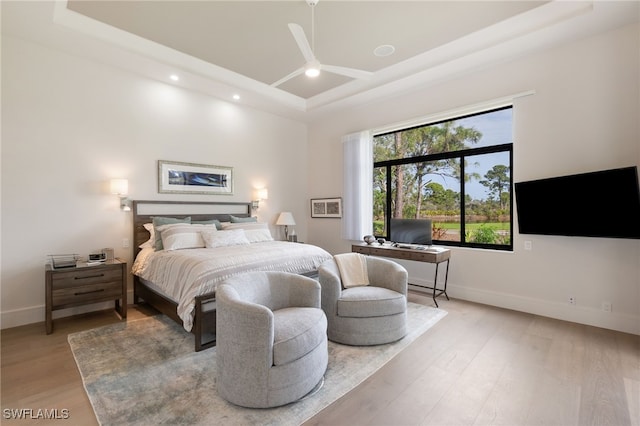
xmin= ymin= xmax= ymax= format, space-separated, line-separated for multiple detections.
xmin=1 ymin=303 xmax=44 ymax=330
xmin=409 ymin=277 xmax=639 ymax=335
xmin=0 ymin=290 xmax=135 ymax=330
xmin=3 ymin=282 xmax=638 ymax=336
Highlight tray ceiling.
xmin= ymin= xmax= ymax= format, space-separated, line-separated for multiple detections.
xmin=66 ymin=1 xmax=544 ymax=99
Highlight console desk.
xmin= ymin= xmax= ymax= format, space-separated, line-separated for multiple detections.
xmin=352 ymin=243 xmax=451 ymax=307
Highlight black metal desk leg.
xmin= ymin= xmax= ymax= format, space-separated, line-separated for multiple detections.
xmin=433 ymin=262 xmax=440 ymax=307
xmin=442 ymin=259 xmax=450 ymax=301
xmin=432 ymin=259 xmax=451 ymax=308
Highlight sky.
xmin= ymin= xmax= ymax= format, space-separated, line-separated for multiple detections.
xmin=430 ymin=108 xmax=512 ymax=200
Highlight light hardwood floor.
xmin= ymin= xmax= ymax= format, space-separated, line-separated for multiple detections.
xmin=2 ymin=293 xmax=638 ymax=425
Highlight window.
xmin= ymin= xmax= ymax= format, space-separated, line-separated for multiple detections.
xmin=373 ymin=107 xmax=513 ymax=250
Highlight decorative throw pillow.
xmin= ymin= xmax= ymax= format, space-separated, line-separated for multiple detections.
xmin=152 ymin=216 xmax=191 ymax=251
xmin=334 ymin=253 xmax=370 ymax=288
xmin=139 ymin=223 xmax=155 ymax=249
xmin=229 ymin=215 xmax=258 ymax=223
xmin=201 ymin=229 xmax=251 ymax=248
xmin=192 ymin=219 xmax=223 ymax=230
xmin=157 ymin=223 xmax=216 ymax=251
xmin=222 ymin=222 xmax=274 ymax=243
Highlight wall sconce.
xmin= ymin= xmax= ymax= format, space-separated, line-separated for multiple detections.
xmin=110 ymin=178 xmax=131 ymax=211
xmin=252 ymin=188 xmax=269 ymax=210
xmin=276 ymin=211 xmax=296 ymax=241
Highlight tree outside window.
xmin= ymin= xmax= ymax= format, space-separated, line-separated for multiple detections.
xmin=373 ymin=107 xmax=513 ymax=250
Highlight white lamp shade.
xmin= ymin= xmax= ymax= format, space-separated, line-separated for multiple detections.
xmin=110 ymin=179 xmax=128 ymax=195
xmin=257 ymin=188 xmax=268 ymax=200
xmin=276 ymin=212 xmax=296 ymax=226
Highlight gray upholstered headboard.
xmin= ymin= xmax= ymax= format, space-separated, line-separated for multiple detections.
xmin=131 ymin=200 xmax=252 ymax=257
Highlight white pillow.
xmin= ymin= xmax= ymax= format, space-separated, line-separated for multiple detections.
xmin=201 ymin=229 xmax=250 ymax=248
xmin=156 ymin=223 xmax=216 ymax=251
xmin=139 ymin=223 xmax=155 ymax=249
xmin=221 ymin=222 xmax=274 ymax=243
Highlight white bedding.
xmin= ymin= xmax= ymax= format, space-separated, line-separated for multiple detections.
xmin=132 ymin=241 xmax=331 ymax=331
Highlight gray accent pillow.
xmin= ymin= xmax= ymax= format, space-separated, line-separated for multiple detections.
xmin=152 ymin=216 xmax=191 ymax=250
xmin=192 ymin=219 xmax=223 ymax=230
xmin=229 ymin=215 xmax=257 ymax=223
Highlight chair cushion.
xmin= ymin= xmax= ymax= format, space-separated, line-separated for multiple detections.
xmin=337 ymin=286 xmax=406 ymax=318
xmin=273 ymin=307 xmax=327 ymax=366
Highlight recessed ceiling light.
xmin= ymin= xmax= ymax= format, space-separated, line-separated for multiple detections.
xmin=170 ymin=74 xmax=179 ymax=81
xmin=374 ymin=45 xmax=395 ymax=57
xmin=233 ymin=94 xmax=240 ymax=100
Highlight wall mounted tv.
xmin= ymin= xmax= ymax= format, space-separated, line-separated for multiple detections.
xmin=514 ymin=166 xmax=640 ymax=239
xmin=389 ymin=218 xmax=433 ymax=245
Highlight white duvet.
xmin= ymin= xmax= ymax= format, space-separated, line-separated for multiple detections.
xmin=131 ymin=241 xmax=332 ymax=331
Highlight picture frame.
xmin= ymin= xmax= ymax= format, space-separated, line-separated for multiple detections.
xmin=158 ymin=160 xmax=233 ymax=195
xmin=311 ymin=197 xmax=342 ymax=218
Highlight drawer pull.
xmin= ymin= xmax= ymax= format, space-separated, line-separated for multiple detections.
xmin=74 ymin=274 xmax=105 ymax=280
xmin=74 ymin=289 xmax=105 ymax=296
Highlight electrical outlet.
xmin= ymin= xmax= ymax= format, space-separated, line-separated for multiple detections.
xmin=122 ymin=238 xmax=130 ymax=248
xmin=568 ymin=296 xmax=576 ymax=305
xmin=602 ymin=301 xmax=612 ymax=312
xmin=524 ymin=240 xmax=532 ymax=250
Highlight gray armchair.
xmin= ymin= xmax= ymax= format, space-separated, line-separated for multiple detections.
xmin=216 ymin=271 xmax=328 ymax=408
xmin=318 ymin=256 xmax=408 ymax=346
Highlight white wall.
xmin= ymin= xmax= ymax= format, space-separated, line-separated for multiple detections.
xmin=1 ymin=35 xmax=309 ymax=328
xmin=306 ymin=23 xmax=640 ymax=334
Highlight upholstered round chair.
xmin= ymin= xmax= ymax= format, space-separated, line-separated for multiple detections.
xmin=318 ymin=255 xmax=408 ymax=346
xmin=216 ymin=271 xmax=328 ymax=408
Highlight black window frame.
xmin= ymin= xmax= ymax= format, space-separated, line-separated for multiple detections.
xmin=373 ymin=107 xmax=514 ymax=251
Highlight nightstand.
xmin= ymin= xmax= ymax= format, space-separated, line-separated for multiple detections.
xmin=45 ymin=259 xmax=127 ymax=334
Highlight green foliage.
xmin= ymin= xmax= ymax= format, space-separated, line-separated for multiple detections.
xmin=373 ymin=221 xmax=385 ymax=236
xmin=466 ymin=224 xmax=511 ymax=245
xmin=468 ymin=224 xmax=498 ymax=244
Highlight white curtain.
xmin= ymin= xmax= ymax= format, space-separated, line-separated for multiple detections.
xmin=342 ymin=131 xmax=373 ymax=241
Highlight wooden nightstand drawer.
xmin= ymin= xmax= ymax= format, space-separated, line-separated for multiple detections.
xmin=52 ymin=281 xmax=123 ymax=308
xmin=51 ymin=267 xmax=122 ymax=289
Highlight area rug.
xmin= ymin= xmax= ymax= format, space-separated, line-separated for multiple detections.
xmin=69 ymin=302 xmax=446 ymax=426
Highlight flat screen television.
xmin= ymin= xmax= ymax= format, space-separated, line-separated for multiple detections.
xmin=514 ymin=166 xmax=640 ymax=239
xmin=389 ymin=218 xmax=433 ymax=245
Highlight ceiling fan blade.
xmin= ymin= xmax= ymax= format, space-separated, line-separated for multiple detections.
xmin=271 ymin=67 xmax=305 ymax=87
xmin=288 ymin=23 xmax=315 ymax=63
xmin=321 ymin=64 xmax=374 ymax=80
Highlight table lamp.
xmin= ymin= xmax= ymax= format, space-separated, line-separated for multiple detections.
xmin=276 ymin=212 xmax=296 ymax=241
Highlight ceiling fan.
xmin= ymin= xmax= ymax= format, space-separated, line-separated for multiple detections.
xmin=271 ymin=0 xmax=373 ymax=88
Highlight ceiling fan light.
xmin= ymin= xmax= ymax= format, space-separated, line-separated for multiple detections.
xmin=305 ymin=67 xmax=320 ymax=78
xmin=304 ymin=58 xmax=320 ymax=78
xmin=304 ymin=60 xmax=321 ymax=78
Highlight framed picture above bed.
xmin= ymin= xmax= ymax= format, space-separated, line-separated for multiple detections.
xmin=158 ymin=160 xmax=233 ymax=195
xmin=311 ymin=197 xmax=342 ymax=218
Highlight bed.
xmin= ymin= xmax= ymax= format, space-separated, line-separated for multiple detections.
xmin=131 ymin=200 xmax=332 ymax=351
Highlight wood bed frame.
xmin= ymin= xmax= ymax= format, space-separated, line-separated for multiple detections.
xmin=131 ymin=200 xmax=253 ymax=351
